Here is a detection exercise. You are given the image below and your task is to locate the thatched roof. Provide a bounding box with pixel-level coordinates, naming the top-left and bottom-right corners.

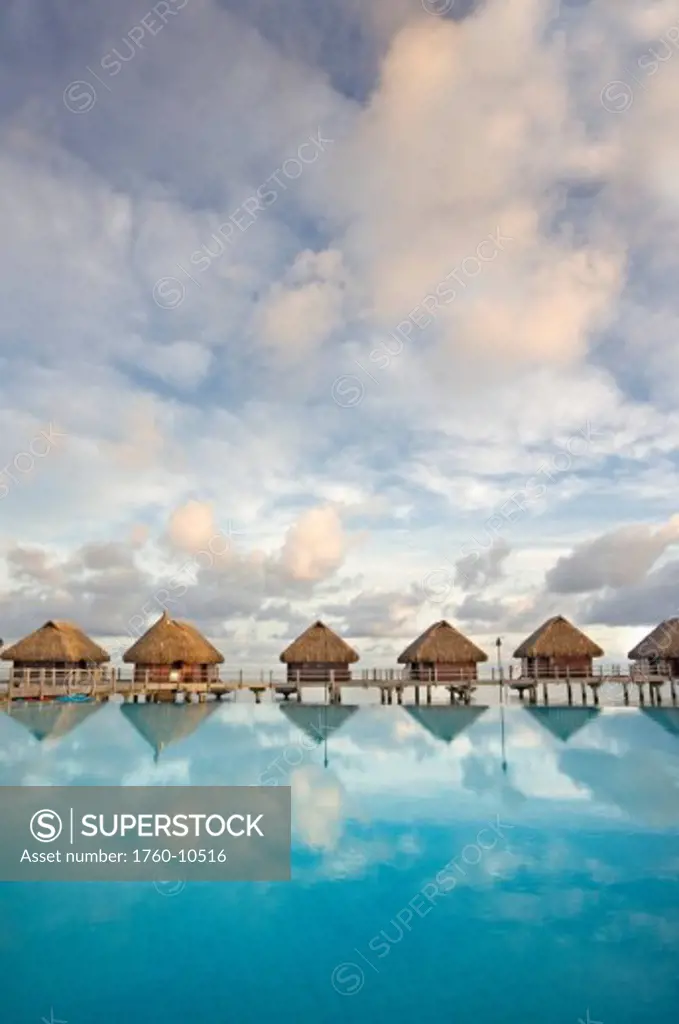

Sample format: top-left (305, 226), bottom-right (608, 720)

top-left (120, 702), bottom-right (218, 758)
top-left (405, 706), bottom-right (488, 744)
top-left (0, 621), bottom-right (110, 664)
top-left (122, 612), bottom-right (224, 664)
top-left (279, 621), bottom-right (359, 664)
top-left (398, 620), bottom-right (488, 664)
top-left (526, 706), bottom-right (599, 742)
top-left (642, 708), bottom-right (679, 739)
top-left (279, 703), bottom-right (357, 745)
top-left (513, 616), bottom-right (603, 659)
top-left (628, 619), bottom-right (679, 660)
top-left (3, 702), bottom-right (101, 742)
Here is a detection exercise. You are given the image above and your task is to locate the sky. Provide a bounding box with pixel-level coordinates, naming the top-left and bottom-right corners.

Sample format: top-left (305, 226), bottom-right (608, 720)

top-left (1, 0), bottom-right (679, 668)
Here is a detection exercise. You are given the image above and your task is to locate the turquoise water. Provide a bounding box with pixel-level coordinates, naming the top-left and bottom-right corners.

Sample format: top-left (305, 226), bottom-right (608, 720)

top-left (1, 701), bottom-right (679, 1023)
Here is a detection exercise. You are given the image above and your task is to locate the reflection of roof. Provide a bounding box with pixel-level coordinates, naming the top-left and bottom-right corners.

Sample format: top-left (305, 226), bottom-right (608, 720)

top-left (514, 616), bottom-right (603, 658)
top-left (397, 621), bottom-right (487, 664)
top-left (3, 702), bottom-right (101, 741)
top-left (405, 706), bottom-right (488, 744)
top-left (120, 702), bottom-right (218, 757)
top-left (642, 708), bottom-right (679, 738)
top-left (1, 620), bottom-right (110, 663)
top-left (279, 703), bottom-right (358, 745)
top-left (279, 621), bottom-right (359, 663)
top-left (525, 706), bottom-right (600, 742)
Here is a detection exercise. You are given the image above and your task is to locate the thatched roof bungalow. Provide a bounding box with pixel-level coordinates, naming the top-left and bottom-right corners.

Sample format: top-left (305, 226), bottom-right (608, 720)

top-left (628, 619), bottom-right (679, 677)
top-left (514, 615), bottom-right (603, 678)
top-left (398, 620), bottom-right (488, 681)
top-left (279, 620), bottom-right (359, 683)
top-left (0, 620), bottom-right (109, 682)
top-left (122, 611), bottom-right (223, 687)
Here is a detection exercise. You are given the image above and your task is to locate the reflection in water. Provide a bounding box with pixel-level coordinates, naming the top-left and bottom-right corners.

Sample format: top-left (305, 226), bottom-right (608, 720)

top-left (525, 705), bottom-right (600, 742)
top-left (120, 701), bottom-right (218, 762)
top-left (404, 705), bottom-right (488, 744)
top-left (643, 707), bottom-right (679, 738)
top-left (0, 704), bottom-right (678, 1023)
top-left (3, 700), bottom-right (102, 742)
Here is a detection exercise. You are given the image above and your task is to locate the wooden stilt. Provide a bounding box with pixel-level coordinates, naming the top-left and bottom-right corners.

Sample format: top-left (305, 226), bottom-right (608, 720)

top-left (566, 681), bottom-right (573, 706)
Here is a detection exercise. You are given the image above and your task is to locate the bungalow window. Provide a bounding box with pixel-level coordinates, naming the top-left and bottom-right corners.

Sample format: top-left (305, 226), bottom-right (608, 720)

top-left (169, 661), bottom-right (182, 682)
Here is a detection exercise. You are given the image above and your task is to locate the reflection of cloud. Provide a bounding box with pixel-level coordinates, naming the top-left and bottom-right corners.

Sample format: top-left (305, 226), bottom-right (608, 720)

top-left (291, 764), bottom-right (344, 850)
top-left (560, 746), bottom-right (679, 828)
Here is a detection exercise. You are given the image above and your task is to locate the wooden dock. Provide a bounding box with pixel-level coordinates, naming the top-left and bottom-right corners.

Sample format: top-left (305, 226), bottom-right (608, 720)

top-left (0, 665), bottom-right (676, 708)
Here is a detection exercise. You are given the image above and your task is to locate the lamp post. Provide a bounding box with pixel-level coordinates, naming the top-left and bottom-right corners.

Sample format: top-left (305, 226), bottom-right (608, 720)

top-left (323, 702), bottom-right (328, 769)
top-left (496, 637), bottom-right (508, 774)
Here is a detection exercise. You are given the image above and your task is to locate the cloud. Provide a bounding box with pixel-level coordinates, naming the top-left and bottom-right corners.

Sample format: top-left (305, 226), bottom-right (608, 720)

top-left (1, 0), bottom-right (679, 663)
top-left (456, 538), bottom-right (511, 591)
top-left (279, 504), bottom-right (346, 582)
top-left (166, 500), bottom-right (219, 554)
top-left (546, 516), bottom-right (679, 594)
top-left (256, 248), bottom-right (346, 361)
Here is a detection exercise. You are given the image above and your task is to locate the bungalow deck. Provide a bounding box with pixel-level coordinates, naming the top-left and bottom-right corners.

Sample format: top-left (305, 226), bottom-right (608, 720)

top-left (0, 666), bottom-right (676, 707)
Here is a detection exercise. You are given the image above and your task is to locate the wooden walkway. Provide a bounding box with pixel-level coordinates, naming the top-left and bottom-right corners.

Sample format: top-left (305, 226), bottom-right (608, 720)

top-left (0, 668), bottom-right (676, 707)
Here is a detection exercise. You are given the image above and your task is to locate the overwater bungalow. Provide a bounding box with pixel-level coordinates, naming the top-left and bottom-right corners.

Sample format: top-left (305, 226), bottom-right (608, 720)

top-left (397, 620), bottom-right (488, 682)
top-left (513, 615), bottom-right (603, 679)
top-left (122, 611), bottom-right (224, 687)
top-left (279, 620), bottom-right (359, 683)
top-left (628, 618), bottom-right (679, 677)
top-left (405, 706), bottom-right (488, 745)
top-left (0, 620), bottom-right (110, 685)
top-left (120, 701), bottom-right (218, 761)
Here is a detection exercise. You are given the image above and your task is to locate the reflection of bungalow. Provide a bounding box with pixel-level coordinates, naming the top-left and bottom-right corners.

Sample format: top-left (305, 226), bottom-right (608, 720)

top-left (279, 704), bottom-right (357, 746)
top-left (398, 620), bottom-right (487, 681)
top-left (120, 702), bottom-right (217, 761)
top-left (514, 616), bottom-right (603, 679)
top-left (628, 619), bottom-right (679, 677)
top-left (279, 621), bottom-right (359, 683)
top-left (3, 702), bottom-right (101, 742)
top-left (405, 706), bottom-right (488, 745)
top-left (642, 708), bottom-right (679, 739)
top-left (122, 611), bottom-right (224, 686)
top-left (0, 620), bottom-right (109, 684)
top-left (526, 706), bottom-right (599, 743)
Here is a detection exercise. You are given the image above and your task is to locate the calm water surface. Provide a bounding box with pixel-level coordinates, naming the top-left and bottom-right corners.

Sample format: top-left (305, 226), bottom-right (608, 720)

top-left (1, 701), bottom-right (678, 1023)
